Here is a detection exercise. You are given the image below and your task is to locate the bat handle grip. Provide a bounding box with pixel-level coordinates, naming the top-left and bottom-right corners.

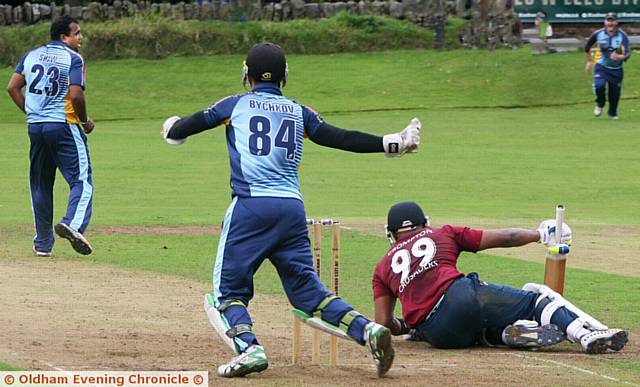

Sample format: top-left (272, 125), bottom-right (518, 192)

top-left (555, 204), bottom-right (564, 245)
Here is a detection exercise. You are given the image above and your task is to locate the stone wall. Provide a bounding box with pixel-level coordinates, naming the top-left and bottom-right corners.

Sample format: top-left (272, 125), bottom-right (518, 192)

top-left (458, 0), bottom-right (521, 49)
top-left (0, 0), bottom-right (520, 48)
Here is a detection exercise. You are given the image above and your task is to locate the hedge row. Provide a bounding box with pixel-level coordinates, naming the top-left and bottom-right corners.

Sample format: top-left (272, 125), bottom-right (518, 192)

top-left (2, 0), bottom-right (188, 5)
top-left (1, 13), bottom-right (465, 66)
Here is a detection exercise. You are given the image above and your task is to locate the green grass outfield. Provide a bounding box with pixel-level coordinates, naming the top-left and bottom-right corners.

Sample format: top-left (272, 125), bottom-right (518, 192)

top-left (1, 48), bottom-right (639, 377)
top-left (0, 362), bottom-right (18, 371)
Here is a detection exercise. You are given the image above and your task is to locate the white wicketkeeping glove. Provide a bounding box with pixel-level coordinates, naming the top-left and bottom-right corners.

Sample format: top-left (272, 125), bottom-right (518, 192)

top-left (382, 117), bottom-right (421, 157)
top-left (162, 116), bottom-right (187, 145)
top-left (537, 220), bottom-right (572, 246)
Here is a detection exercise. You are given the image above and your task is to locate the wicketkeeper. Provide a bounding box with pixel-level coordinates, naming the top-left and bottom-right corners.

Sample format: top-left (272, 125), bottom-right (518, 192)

top-left (162, 43), bottom-right (421, 378)
top-left (373, 201), bottom-right (628, 354)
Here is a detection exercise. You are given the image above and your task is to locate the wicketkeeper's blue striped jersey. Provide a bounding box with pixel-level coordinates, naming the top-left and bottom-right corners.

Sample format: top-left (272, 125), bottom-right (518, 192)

top-left (203, 83), bottom-right (324, 200)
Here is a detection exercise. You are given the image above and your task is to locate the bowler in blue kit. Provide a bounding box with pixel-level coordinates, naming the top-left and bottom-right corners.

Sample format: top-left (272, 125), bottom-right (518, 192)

top-left (162, 43), bottom-right (422, 378)
top-left (7, 16), bottom-right (95, 256)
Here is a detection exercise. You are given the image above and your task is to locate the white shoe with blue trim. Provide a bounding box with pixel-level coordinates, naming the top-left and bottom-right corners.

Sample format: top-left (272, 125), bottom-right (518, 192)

top-left (217, 344), bottom-right (268, 377)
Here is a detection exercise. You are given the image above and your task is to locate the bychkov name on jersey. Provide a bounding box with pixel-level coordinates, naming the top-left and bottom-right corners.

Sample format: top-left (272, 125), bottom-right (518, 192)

top-left (248, 99), bottom-right (295, 113)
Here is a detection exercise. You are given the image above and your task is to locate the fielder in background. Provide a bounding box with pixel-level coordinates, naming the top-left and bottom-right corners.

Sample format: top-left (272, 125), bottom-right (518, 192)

top-left (372, 201), bottom-right (628, 354)
top-left (534, 11), bottom-right (553, 52)
top-left (6, 15), bottom-right (95, 257)
top-left (162, 42), bottom-right (421, 378)
top-left (584, 12), bottom-right (631, 120)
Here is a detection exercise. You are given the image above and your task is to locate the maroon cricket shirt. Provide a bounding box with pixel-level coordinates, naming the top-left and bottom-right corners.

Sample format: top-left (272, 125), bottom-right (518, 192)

top-left (373, 225), bottom-right (483, 327)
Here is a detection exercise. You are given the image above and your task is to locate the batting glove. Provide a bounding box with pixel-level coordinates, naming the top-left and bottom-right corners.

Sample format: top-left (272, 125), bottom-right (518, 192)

top-left (162, 116), bottom-right (187, 145)
top-left (390, 317), bottom-right (411, 336)
top-left (383, 117), bottom-right (421, 157)
top-left (537, 220), bottom-right (572, 246)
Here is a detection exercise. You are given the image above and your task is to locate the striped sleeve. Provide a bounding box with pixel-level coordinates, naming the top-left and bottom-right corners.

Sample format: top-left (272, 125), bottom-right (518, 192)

top-left (584, 31), bottom-right (597, 53)
top-left (203, 95), bottom-right (240, 128)
top-left (15, 53), bottom-right (27, 74)
top-left (302, 105), bottom-right (324, 138)
top-left (621, 31), bottom-right (631, 59)
top-left (68, 52), bottom-right (85, 89)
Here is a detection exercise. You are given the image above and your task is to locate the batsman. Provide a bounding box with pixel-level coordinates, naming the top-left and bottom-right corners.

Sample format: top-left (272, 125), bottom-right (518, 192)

top-left (161, 43), bottom-right (421, 377)
top-left (373, 201), bottom-right (628, 354)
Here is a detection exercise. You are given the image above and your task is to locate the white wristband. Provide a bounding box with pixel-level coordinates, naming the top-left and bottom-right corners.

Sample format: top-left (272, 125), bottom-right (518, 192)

top-left (382, 133), bottom-right (403, 157)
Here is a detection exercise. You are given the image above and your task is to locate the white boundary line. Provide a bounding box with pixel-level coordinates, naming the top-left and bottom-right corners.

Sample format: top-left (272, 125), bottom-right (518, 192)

top-left (495, 352), bottom-right (640, 387)
top-left (291, 354), bottom-right (638, 386)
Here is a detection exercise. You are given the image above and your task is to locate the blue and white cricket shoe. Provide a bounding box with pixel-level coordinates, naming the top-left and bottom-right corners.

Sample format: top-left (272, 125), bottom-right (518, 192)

top-left (364, 322), bottom-right (394, 377)
top-left (217, 344), bottom-right (268, 377)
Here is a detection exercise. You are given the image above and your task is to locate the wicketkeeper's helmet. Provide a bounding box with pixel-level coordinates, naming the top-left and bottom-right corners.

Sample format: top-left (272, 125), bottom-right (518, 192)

top-left (385, 201), bottom-right (430, 243)
top-left (243, 42), bottom-right (288, 88)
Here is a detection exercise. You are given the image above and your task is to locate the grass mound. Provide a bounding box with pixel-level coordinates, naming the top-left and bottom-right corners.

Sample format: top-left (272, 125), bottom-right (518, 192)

top-left (0, 13), bottom-right (465, 66)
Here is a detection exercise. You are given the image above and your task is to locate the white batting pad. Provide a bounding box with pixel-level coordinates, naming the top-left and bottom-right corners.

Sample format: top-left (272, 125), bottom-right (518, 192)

top-left (203, 293), bottom-right (239, 354)
top-left (523, 283), bottom-right (608, 331)
top-left (292, 309), bottom-right (354, 342)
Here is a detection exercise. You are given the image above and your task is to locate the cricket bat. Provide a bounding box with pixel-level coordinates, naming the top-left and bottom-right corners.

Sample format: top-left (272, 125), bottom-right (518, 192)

top-left (543, 205), bottom-right (566, 294)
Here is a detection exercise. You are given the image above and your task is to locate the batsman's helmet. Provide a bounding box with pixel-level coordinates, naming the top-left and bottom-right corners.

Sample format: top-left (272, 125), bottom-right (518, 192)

top-left (385, 201), bottom-right (430, 243)
top-left (243, 42), bottom-right (288, 88)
